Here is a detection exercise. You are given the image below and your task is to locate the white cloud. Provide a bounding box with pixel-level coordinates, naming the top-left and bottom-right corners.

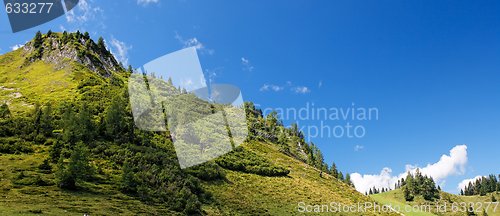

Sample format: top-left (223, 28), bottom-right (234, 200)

top-left (259, 82), bottom-right (312, 94)
top-left (354, 145), bottom-right (364, 151)
top-left (260, 84), bottom-right (284, 92)
top-left (175, 32), bottom-right (214, 55)
top-left (65, 0), bottom-right (103, 24)
top-left (318, 80), bottom-right (323, 88)
top-left (137, 0), bottom-right (159, 6)
top-left (293, 86), bottom-right (311, 94)
top-left (109, 37), bottom-right (131, 66)
top-left (10, 44), bottom-right (24, 51)
top-left (241, 57), bottom-right (254, 71)
top-left (457, 176), bottom-right (484, 191)
top-left (351, 145), bottom-right (468, 193)
top-left (414, 145), bottom-right (468, 181)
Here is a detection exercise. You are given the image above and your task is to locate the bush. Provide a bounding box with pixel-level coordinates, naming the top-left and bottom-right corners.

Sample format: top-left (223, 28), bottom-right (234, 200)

top-left (119, 146), bottom-right (208, 214)
top-left (185, 162), bottom-right (226, 181)
top-left (34, 134), bottom-right (46, 144)
top-left (13, 173), bottom-right (52, 186)
top-left (0, 138), bottom-right (34, 154)
top-left (43, 138), bottom-right (56, 146)
top-left (48, 140), bottom-right (64, 162)
top-left (216, 147), bottom-right (290, 177)
top-left (38, 158), bottom-right (52, 173)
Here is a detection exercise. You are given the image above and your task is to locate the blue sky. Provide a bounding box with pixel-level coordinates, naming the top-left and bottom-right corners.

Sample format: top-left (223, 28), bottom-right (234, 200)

top-left (1, 0), bottom-right (499, 193)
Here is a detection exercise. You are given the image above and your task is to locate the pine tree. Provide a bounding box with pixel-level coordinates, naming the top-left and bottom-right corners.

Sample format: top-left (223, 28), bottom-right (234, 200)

top-left (344, 173), bottom-right (353, 186)
top-left (97, 37), bottom-right (106, 52)
top-left (34, 31), bottom-right (43, 48)
top-left (121, 160), bottom-right (137, 193)
top-left (77, 104), bottom-right (95, 142)
top-left (403, 186), bottom-right (414, 201)
top-left (62, 31), bottom-right (69, 43)
top-left (337, 171), bottom-right (344, 181)
top-left (0, 104), bottom-right (11, 118)
top-left (56, 142), bottom-right (93, 189)
top-left (104, 95), bottom-right (127, 140)
top-left (32, 102), bottom-right (43, 136)
top-left (40, 104), bottom-right (53, 136)
top-left (467, 203), bottom-right (476, 216)
top-left (330, 162), bottom-right (338, 178)
top-left (62, 104), bottom-right (78, 143)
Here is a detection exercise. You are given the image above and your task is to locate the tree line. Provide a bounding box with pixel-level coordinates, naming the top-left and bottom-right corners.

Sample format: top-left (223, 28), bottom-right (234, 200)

top-left (244, 102), bottom-right (354, 186)
top-left (461, 174), bottom-right (500, 196)
top-left (400, 169), bottom-right (440, 201)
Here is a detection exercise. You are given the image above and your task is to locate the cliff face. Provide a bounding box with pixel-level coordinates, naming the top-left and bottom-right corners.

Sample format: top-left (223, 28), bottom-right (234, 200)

top-left (21, 31), bottom-right (123, 76)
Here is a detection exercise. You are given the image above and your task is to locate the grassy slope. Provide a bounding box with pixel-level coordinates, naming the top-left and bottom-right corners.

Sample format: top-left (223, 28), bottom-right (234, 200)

top-left (371, 189), bottom-right (500, 216)
top-left (0, 145), bottom-right (181, 215)
top-left (204, 141), bottom-right (398, 215)
top-left (0, 141), bottom-right (398, 216)
top-left (0, 49), bottom-right (79, 113)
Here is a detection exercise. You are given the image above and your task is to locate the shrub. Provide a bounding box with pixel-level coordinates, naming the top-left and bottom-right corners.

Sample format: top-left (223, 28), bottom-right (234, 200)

top-left (0, 138), bottom-right (34, 154)
top-left (119, 146), bottom-right (208, 214)
top-left (34, 134), bottom-right (46, 144)
top-left (185, 162), bottom-right (226, 181)
top-left (216, 147), bottom-right (290, 177)
top-left (48, 140), bottom-right (64, 162)
top-left (38, 158), bottom-right (52, 173)
top-left (43, 138), bottom-right (56, 146)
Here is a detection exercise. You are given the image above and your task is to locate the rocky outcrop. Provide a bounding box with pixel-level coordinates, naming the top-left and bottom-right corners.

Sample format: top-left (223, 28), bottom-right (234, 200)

top-left (22, 31), bottom-right (123, 77)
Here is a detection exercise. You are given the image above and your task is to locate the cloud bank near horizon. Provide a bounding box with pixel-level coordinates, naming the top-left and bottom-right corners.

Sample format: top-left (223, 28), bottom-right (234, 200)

top-left (457, 175), bottom-right (484, 192)
top-left (351, 145), bottom-right (468, 193)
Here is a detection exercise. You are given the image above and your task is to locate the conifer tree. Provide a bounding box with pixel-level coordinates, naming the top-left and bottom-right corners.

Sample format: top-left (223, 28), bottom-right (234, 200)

top-left (337, 171), bottom-right (344, 181)
top-left (34, 31), bottom-right (43, 48)
top-left (40, 104), bottom-right (53, 136)
top-left (0, 104), bottom-right (10, 118)
top-left (104, 95), bottom-right (127, 140)
top-left (97, 37), bottom-right (106, 52)
top-left (56, 142), bottom-right (93, 189)
top-left (330, 162), bottom-right (338, 178)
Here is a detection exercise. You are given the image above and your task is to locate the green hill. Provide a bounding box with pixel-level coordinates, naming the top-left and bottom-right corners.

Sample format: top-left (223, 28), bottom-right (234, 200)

top-left (0, 31), bottom-right (399, 215)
